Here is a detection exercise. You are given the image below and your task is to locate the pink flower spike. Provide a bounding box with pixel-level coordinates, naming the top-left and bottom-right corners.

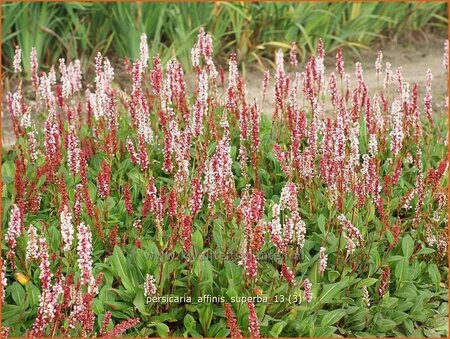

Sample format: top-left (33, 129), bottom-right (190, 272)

top-left (224, 303), bottom-right (243, 338)
top-left (103, 318), bottom-right (140, 337)
top-left (303, 278), bottom-right (312, 303)
top-left (262, 70), bottom-right (270, 100)
top-left (60, 205), bottom-right (74, 252)
top-left (336, 48), bottom-right (344, 77)
top-left (424, 68), bottom-right (434, 127)
top-left (140, 33), bottom-right (149, 68)
top-left (97, 162), bottom-right (111, 199)
top-left (444, 40), bottom-right (448, 72)
top-left (182, 216), bottom-right (193, 253)
top-left (13, 46), bottom-right (22, 73)
top-left (26, 225), bottom-right (39, 261)
top-left (144, 274), bottom-right (157, 297)
top-left (281, 263), bottom-right (295, 287)
top-left (1, 261), bottom-right (6, 305)
top-left (6, 204), bottom-right (23, 250)
top-left (319, 246), bottom-right (327, 273)
top-left (77, 222), bottom-right (94, 290)
top-left (247, 301), bottom-right (260, 337)
top-left (375, 51), bottom-right (383, 79)
top-left (290, 42), bottom-right (298, 68)
top-left (30, 47), bottom-right (39, 90)
top-left (190, 177), bottom-right (203, 217)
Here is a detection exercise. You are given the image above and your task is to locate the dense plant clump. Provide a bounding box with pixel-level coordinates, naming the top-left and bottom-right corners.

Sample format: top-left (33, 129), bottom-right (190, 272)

top-left (1, 29), bottom-right (448, 337)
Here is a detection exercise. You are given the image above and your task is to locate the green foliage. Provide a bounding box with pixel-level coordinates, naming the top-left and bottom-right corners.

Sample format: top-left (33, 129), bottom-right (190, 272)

top-left (2, 2), bottom-right (447, 74)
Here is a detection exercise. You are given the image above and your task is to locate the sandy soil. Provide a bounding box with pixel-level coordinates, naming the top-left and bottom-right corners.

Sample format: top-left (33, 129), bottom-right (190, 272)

top-left (2, 35), bottom-right (448, 150)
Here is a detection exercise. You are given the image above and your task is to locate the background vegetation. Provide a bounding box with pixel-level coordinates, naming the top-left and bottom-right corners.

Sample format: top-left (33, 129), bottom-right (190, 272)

top-left (2, 1), bottom-right (448, 76)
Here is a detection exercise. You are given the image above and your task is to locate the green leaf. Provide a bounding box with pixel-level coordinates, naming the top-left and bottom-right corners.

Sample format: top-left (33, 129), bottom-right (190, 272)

top-left (111, 246), bottom-right (135, 292)
top-left (313, 326), bottom-right (335, 337)
top-left (327, 270), bottom-right (340, 283)
top-left (25, 284), bottom-right (41, 306)
top-left (391, 311), bottom-right (408, 323)
top-left (356, 278), bottom-right (378, 288)
top-left (417, 248), bottom-right (435, 255)
top-left (92, 298), bottom-right (104, 315)
top-left (309, 260), bottom-right (320, 284)
top-left (192, 230), bottom-right (203, 253)
top-left (401, 235), bottom-right (414, 259)
top-left (395, 284), bottom-right (417, 299)
top-left (315, 280), bottom-right (347, 306)
top-left (395, 257), bottom-right (409, 284)
top-left (317, 214), bottom-right (326, 234)
top-left (2, 304), bottom-right (24, 325)
top-left (376, 318), bottom-right (397, 332)
top-left (427, 263), bottom-right (440, 288)
top-left (321, 309), bottom-right (347, 326)
top-left (2, 160), bottom-right (14, 183)
top-left (369, 248), bottom-right (381, 275)
top-left (214, 328), bottom-right (230, 337)
top-left (270, 321), bottom-right (286, 337)
top-left (387, 255), bottom-right (404, 262)
top-left (183, 314), bottom-right (196, 331)
top-left (348, 308), bottom-right (369, 324)
top-left (403, 319), bottom-right (414, 334)
top-left (9, 282), bottom-right (25, 307)
top-left (133, 291), bottom-right (148, 315)
top-left (151, 321), bottom-right (169, 337)
top-left (197, 304), bottom-right (213, 335)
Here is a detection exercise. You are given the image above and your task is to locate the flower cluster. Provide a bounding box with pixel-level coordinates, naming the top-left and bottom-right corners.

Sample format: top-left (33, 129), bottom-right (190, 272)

top-left (97, 162), bottom-right (111, 198)
top-left (6, 204), bottom-right (23, 250)
top-left (103, 318), bottom-right (140, 337)
top-left (247, 301), bottom-right (260, 338)
top-left (13, 46), bottom-right (22, 73)
top-left (59, 58), bottom-right (82, 98)
top-left (123, 182), bottom-right (134, 215)
top-left (303, 278), bottom-right (312, 303)
top-left (1, 260), bottom-right (7, 305)
top-left (60, 205), bottom-right (74, 252)
top-left (362, 286), bottom-right (370, 307)
top-left (26, 225), bottom-right (39, 261)
top-left (319, 246), bottom-right (328, 273)
top-left (189, 177), bottom-right (203, 217)
top-left (281, 263), bottom-right (295, 286)
top-left (30, 237), bottom-right (64, 337)
top-left (378, 267), bottom-right (391, 298)
top-left (182, 216), bottom-right (193, 253)
top-left (144, 274), bottom-right (157, 297)
top-left (237, 186), bottom-right (266, 278)
top-left (268, 182), bottom-right (306, 253)
top-left (77, 222), bottom-right (95, 291)
top-left (67, 129), bottom-right (81, 175)
top-left (204, 121), bottom-right (235, 218)
top-left (224, 303), bottom-right (243, 338)
top-left (338, 214), bottom-right (363, 255)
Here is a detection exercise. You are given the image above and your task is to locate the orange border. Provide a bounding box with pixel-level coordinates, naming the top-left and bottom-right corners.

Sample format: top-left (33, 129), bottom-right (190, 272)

top-left (0, 1), bottom-right (449, 339)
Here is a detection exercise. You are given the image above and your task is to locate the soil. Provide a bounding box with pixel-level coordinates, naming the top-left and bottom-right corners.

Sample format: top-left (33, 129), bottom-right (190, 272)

top-left (2, 34), bottom-right (448, 150)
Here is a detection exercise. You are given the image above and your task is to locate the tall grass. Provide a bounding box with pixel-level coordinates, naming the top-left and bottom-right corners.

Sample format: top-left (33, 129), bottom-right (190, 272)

top-left (2, 2), bottom-right (447, 76)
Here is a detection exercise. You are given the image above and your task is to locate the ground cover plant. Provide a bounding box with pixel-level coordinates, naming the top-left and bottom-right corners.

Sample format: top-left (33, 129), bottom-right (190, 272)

top-left (1, 29), bottom-right (449, 337)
